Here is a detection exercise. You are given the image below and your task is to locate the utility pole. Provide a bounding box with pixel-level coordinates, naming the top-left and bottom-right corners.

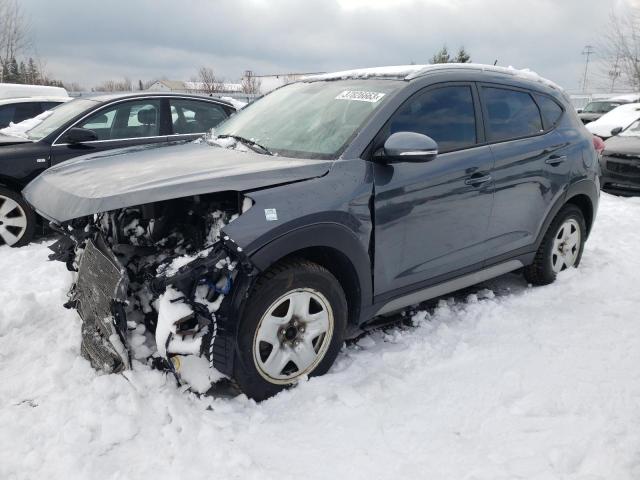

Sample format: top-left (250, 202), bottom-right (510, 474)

top-left (609, 53), bottom-right (621, 92)
top-left (582, 45), bottom-right (595, 93)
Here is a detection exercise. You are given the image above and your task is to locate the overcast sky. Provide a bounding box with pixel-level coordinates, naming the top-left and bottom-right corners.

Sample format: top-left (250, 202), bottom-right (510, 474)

top-left (19, 0), bottom-right (631, 91)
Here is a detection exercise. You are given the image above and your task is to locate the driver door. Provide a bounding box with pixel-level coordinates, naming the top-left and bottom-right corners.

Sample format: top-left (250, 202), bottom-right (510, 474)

top-left (50, 98), bottom-right (167, 164)
top-left (373, 83), bottom-right (495, 296)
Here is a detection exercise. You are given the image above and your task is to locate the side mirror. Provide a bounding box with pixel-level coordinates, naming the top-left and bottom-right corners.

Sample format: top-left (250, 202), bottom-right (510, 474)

top-left (66, 127), bottom-right (98, 144)
top-left (577, 109), bottom-right (583, 113)
top-left (610, 126), bottom-right (623, 137)
top-left (382, 132), bottom-right (438, 163)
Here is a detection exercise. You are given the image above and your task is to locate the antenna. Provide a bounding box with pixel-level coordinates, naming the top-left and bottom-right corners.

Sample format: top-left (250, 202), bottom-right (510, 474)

top-left (581, 45), bottom-right (595, 93)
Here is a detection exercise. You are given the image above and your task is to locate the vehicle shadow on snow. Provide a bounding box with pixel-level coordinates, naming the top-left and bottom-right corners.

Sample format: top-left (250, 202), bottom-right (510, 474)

top-left (206, 270), bottom-right (530, 399)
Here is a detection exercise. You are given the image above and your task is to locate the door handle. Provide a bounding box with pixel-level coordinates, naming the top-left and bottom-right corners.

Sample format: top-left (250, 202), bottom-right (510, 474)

top-left (545, 154), bottom-right (567, 166)
top-left (465, 173), bottom-right (492, 186)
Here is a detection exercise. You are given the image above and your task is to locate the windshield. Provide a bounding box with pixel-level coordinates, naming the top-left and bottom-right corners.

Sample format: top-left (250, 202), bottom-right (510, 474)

top-left (214, 79), bottom-right (403, 159)
top-left (619, 119), bottom-right (640, 137)
top-left (26, 98), bottom-right (97, 141)
top-left (583, 101), bottom-right (622, 114)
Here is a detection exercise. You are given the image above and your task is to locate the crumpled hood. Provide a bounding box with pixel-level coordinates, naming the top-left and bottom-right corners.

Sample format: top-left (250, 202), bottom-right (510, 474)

top-left (23, 141), bottom-right (333, 222)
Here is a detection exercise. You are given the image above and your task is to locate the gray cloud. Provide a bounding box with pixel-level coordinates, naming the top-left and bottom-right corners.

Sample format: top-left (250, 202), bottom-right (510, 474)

top-left (20, 0), bottom-right (618, 91)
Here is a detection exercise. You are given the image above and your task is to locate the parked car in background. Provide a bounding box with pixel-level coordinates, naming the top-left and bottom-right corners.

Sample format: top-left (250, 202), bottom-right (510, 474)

top-left (600, 119), bottom-right (640, 195)
top-left (578, 100), bottom-right (628, 124)
top-left (0, 83), bottom-right (68, 99)
top-left (0, 93), bottom-right (235, 246)
top-left (0, 96), bottom-right (70, 128)
top-left (586, 103), bottom-right (640, 139)
top-left (23, 64), bottom-right (599, 400)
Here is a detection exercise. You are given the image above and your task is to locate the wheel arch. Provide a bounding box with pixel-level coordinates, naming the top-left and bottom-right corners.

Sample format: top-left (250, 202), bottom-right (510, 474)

top-left (0, 176), bottom-right (22, 192)
top-left (247, 223), bottom-right (373, 327)
top-left (565, 193), bottom-right (594, 235)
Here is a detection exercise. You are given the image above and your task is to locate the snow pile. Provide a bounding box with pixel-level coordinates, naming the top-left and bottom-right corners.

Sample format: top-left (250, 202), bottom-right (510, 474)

top-left (1, 193), bottom-right (640, 479)
top-left (0, 110), bottom-right (52, 138)
top-left (306, 65), bottom-right (427, 81)
top-left (306, 64), bottom-right (565, 95)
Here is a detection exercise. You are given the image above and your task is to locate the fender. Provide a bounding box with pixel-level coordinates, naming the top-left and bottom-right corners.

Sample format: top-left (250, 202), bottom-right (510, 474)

top-left (248, 222), bottom-right (373, 316)
top-left (534, 178), bottom-right (598, 249)
top-left (211, 222), bottom-right (374, 376)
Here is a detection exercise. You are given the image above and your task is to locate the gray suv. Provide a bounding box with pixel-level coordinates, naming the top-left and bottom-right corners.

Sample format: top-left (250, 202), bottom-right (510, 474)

top-left (24, 64), bottom-right (600, 400)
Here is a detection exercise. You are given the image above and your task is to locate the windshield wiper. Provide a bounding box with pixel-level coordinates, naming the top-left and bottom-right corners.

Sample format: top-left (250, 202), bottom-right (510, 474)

top-left (217, 134), bottom-right (274, 156)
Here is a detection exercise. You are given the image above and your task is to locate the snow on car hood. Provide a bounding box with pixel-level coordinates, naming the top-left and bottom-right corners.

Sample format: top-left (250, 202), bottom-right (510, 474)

top-left (586, 103), bottom-right (640, 138)
top-left (23, 141), bottom-right (333, 223)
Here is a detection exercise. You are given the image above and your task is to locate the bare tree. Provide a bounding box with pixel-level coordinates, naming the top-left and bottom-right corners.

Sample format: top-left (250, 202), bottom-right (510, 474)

top-left (198, 66), bottom-right (224, 94)
top-left (601, 6), bottom-right (640, 91)
top-left (241, 70), bottom-right (261, 94)
top-left (93, 77), bottom-right (133, 92)
top-left (0, 0), bottom-right (31, 80)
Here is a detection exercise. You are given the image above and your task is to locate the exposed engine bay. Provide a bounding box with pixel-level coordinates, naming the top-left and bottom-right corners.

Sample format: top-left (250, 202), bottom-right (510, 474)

top-left (49, 192), bottom-right (255, 393)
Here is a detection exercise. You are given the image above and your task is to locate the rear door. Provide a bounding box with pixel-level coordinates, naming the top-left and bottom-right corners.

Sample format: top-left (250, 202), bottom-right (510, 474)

top-left (481, 85), bottom-right (570, 257)
top-left (372, 83), bottom-right (495, 295)
top-left (168, 98), bottom-right (231, 142)
top-left (50, 98), bottom-right (167, 164)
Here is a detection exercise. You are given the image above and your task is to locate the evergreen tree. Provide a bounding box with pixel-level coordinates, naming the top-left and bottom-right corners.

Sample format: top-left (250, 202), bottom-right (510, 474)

top-left (18, 61), bottom-right (26, 83)
top-left (430, 45), bottom-right (451, 64)
top-left (455, 47), bottom-right (471, 63)
top-left (27, 58), bottom-right (40, 84)
top-left (5, 57), bottom-right (20, 82)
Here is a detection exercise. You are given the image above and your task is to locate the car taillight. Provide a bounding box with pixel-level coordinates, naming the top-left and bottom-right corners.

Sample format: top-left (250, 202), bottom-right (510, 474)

top-left (592, 135), bottom-right (605, 155)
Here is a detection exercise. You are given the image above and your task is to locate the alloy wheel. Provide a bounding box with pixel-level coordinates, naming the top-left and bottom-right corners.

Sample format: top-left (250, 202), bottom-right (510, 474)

top-left (0, 195), bottom-right (28, 246)
top-left (551, 218), bottom-right (581, 273)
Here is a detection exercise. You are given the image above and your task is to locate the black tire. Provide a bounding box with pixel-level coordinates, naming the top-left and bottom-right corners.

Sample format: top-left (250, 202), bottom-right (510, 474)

top-left (0, 187), bottom-right (36, 247)
top-left (524, 204), bottom-right (586, 286)
top-left (233, 259), bottom-right (348, 401)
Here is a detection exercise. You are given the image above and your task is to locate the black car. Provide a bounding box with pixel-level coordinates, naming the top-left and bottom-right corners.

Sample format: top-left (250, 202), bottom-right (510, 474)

top-left (600, 119), bottom-right (640, 195)
top-left (0, 92), bottom-right (235, 246)
top-left (578, 100), bottom-right (628, 124)
top-left (24, 64), bottom-right (599, 400)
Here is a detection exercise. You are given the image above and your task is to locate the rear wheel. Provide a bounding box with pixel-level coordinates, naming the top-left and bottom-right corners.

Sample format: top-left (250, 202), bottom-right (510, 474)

top-left (524, 204), bottom-right (586, 286)
top-left (234, 259), bottom-right (347, 401)
top-left (0, 187), bottom-right (35, 247)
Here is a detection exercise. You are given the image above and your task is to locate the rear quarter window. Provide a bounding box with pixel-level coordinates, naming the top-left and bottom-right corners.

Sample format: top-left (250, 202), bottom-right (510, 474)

top-left (534, 94), bottom-right (564, 130)
top-left (483, 87), bottom-right (543, 142)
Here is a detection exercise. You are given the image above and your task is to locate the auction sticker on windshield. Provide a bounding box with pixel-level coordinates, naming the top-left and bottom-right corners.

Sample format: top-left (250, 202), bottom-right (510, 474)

top-left (335, 90), bottom-right (386, 102)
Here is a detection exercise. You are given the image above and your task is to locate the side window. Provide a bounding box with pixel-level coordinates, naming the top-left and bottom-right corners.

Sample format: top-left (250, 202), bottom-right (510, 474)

top-left (388, 85), bottom-right (476, 153)
top-left (0, 105), bottom-right (16, 128)
top-left (483, 87), bottom-right (543, 142)
top-left (76, 99), bottom-right (161, 140)
top-left (169, 99), bottom-right (228, 134)
top-left (41, 102), bottom-right (62, 111)
top-left (534, 94), bottom-right (563, 129)
top-left (13, 102), bottom-right (43, 124)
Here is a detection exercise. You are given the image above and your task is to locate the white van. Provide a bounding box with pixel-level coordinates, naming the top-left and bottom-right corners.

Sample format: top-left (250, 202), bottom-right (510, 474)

top-left (0, 83), bottom-right (69, 100)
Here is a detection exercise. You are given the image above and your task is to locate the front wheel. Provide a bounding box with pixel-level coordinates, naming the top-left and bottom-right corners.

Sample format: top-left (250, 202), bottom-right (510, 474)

top-left (234, 259), bottom-right (347, 401)
top-left (0, 187), bottom-right (36, 247)
top-left (524, 204), bottom-right (586, 286)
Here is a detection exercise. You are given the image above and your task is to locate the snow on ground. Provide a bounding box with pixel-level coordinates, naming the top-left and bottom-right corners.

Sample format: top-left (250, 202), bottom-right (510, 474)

top-left (1, 193), bottom-right (640, 480)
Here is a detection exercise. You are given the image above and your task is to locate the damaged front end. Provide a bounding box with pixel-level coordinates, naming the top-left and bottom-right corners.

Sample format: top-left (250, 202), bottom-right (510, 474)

top-left (50, 192), bottom-right (256, 391)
